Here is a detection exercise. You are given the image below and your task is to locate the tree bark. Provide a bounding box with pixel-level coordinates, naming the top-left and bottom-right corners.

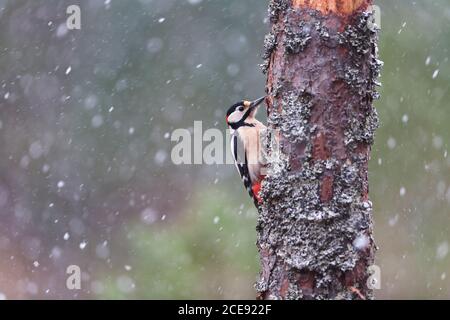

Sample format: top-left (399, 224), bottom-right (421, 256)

top-left (256, 0), bottom-right (382, 300)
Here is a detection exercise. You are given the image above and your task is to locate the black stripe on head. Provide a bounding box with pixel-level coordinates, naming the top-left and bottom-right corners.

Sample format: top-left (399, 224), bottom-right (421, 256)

top-left (226, 101), bottom-right (244, 118)
top-left (226, 101), bottom-right (255, 130)
top-left (241, 106), bottom-right (253, 122)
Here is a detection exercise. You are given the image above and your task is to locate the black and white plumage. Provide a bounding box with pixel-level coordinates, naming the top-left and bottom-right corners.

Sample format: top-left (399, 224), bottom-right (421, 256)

top-left (226, 97), bottom-right (266, 207)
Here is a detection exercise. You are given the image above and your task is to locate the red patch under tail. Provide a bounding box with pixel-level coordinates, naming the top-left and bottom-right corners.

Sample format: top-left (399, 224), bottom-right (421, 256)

top-left (252, 182), bottom-right (262, 204)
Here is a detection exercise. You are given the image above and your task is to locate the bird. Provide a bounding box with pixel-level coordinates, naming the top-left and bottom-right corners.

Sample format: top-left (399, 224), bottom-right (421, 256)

top-left (226, 96), bottom-right (267, 208)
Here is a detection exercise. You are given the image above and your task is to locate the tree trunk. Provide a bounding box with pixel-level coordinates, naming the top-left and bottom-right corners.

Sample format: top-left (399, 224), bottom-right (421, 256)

top-left (256, 0), bottom-right (382, 300)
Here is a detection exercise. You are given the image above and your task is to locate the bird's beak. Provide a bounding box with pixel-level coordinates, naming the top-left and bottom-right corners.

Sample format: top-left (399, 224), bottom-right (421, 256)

top-left (244, 96), bottom-right (266, 110)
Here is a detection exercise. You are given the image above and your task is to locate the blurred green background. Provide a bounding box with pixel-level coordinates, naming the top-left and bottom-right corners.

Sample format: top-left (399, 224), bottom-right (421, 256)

top-left (0, 0), bottom-right (449, 299)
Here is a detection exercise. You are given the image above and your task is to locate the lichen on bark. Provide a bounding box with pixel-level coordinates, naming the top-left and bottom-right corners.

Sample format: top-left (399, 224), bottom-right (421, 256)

top-left (257, 0), bottom-right (381, 300)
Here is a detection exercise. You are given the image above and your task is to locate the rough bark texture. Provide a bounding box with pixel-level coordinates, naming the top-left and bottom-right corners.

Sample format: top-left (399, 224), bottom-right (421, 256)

top-left (256, 0), bottom-right (382, 300)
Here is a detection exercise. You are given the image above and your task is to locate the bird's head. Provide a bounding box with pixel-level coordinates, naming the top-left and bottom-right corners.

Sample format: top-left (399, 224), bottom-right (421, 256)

top-left (225, 96), bottom-right (265, 128)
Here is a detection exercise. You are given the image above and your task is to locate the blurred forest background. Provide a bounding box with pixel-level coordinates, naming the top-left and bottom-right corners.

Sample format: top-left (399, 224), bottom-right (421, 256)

top-left (0, 0), bottom-right (449, 299)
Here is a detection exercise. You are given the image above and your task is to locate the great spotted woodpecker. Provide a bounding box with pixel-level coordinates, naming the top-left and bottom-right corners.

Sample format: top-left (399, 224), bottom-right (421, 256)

top-left (226, 97), bottom-right (267, 207)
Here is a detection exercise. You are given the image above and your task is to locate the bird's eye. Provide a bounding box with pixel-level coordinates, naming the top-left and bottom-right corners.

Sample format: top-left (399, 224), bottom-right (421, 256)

top-left (238, 107), bottom-right (244, 112)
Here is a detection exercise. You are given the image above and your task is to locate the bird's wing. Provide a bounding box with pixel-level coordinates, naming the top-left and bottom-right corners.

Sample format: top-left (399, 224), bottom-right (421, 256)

top-left (231, 134), bottom-right (259, 207)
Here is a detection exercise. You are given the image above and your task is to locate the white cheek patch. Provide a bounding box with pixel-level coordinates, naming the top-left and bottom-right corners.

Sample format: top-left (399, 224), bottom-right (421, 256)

top-left (228, 111), bottom-right (242, 123)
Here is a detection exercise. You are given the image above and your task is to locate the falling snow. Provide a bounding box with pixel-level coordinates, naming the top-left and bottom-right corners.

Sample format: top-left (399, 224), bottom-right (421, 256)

top-left (154, 150), bottom-right (167, 165)
top-left (432, 69), bottom-right (440, 79)
top-left (147, 38), bottom-right (164, 54)
top-left (91, 115), bottom-right (104, 128)
top-left (388, 214), bottom-right (399, 227)
top-left (436, 242), bottom-right (449, 260)
top-left (387, 137), bottom-right (397, 149)
top-left (433, 136), bottom-right (443, 150)
top-left (79, 241), bottom-right (88, 250)
top-left (29, 141), bottom-right (44, 159)
top-left (0, 0), bottom-right (447, 300)
top-left (227, 64), bottom-right (240, 77)
top-left (188, 0), bottom-right (203, 5)
top-left (402, 114), bottom-right (409, 124)
top-left (141, 208), bottom-right (158, 225)
top-left (400, 187), bottom-right (406, 197)
top-left (116, 275), bottom-right (135, 293)
top-left (353, 234), bottom-right (370, 251)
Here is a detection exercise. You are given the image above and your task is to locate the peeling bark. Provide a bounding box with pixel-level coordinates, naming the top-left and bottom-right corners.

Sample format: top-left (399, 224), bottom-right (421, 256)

top-left (256, 0), bottom-right (382, 300)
